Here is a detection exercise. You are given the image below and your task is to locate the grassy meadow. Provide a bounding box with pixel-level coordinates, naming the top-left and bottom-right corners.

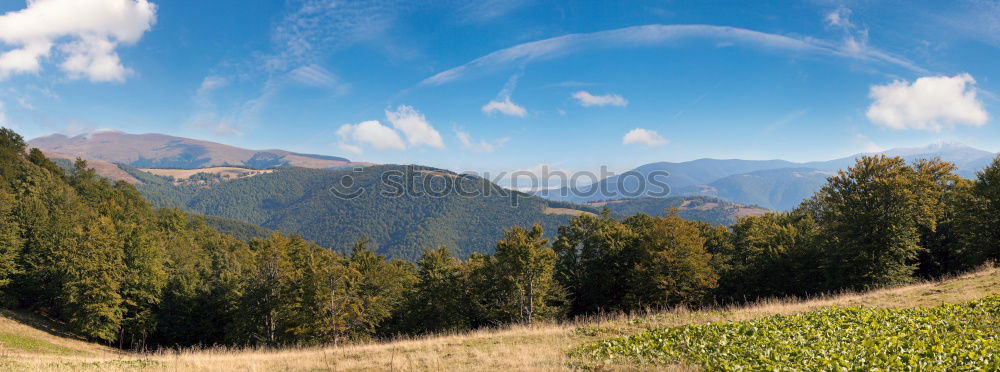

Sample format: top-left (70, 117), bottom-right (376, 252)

top-left (0, 266), bottom-right (996, 371)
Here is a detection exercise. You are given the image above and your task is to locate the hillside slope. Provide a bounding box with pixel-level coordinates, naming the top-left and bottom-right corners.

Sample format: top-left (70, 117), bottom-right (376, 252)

top-left (593, 195), bottom-right (769, 224)
top-left (128, 165), bottom-right (598, 259)
top-left (29, 130), bottom-right (364, 170)
top-left (3, 266), bottom-right (996, 371)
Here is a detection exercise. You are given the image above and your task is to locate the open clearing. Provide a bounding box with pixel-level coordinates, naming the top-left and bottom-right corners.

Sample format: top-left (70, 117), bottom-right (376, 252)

top-left (140, 167), bottom-right (273, 181)
top-left (543, 207), bottom-right (596, 217)
top-left (1, 266), bottom-right (996, 371)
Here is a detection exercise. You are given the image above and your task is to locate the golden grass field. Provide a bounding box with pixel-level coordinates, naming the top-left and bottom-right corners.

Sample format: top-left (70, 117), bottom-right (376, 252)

top-left (139, 167), bottom-right (274, 182)
top-left (1, 266), bottom-right (996, 371)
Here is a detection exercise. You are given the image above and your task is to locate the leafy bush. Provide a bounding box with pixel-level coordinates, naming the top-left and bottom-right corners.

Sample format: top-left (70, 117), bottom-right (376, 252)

top-left (579, 295), bottom-right (1000, 370)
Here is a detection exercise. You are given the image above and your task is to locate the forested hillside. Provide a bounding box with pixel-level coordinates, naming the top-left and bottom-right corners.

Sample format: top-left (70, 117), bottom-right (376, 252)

top-left (124, 165), bottom-right (593, 259)
top-left (678, 168), bottom-right (833, 211)
top-left (594, 196), bottom-right (768, 225)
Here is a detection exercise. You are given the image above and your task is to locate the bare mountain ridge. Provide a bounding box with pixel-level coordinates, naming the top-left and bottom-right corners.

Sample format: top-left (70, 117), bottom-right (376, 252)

top-left (29, 130), bottom-right (366, 171)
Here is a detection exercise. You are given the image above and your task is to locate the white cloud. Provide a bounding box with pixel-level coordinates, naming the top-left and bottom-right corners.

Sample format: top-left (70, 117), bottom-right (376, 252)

top-left (825, 6), bottom-right (852, 28)
top-left (866, 74), bottom-right (988, 132)
top-left (385, 105), bottom-right (445, 149)
top-left (572, 91), bottom-right (628, 107)
top-left (420, 24), bottom-right (924, 86)
top-left (622, 128), bottom-right (668, 147)
top-left (335, 105), bottom-right (445, 153)
top-left (0, 0), bottom-right (157, 82)
top-left (482, 97), bottom-right (527, 117)
top-left (454, 127), bottom-right (508, 153)
top-left (337, 120), bottom-right (406, 151)
top-left (482, 71), bottom-right (527, 117)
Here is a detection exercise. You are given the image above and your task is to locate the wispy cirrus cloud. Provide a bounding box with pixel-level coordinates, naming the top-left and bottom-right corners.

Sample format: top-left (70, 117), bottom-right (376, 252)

top-left (187, 75), bottom-right (283, 136)
top-left (454, 127), bottom-right (509, 153)
top-left (455, 0), bottom-right (529, 23)
top-left (266, 0), bottom-right (401, 71)
top-left (419, 24), bottom-right (925, 86)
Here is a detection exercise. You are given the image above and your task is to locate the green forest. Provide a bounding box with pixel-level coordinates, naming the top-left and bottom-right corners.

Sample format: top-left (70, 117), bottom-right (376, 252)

top-left (122, 164), bottom-right (589, 260)
top-left (1, 127), bottom-right (999, 350)
top-left (121, 165), bottom-right (753, 260)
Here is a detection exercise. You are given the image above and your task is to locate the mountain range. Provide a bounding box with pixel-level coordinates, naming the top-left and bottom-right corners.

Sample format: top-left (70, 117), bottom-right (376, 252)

top-left (22, 130), bottom-right (1000, 253)
top-left (537, 142), bottom-right (997, 210)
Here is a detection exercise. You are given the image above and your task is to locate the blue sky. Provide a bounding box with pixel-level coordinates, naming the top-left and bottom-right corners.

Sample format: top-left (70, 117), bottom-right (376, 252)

top-left (0, 0), bottom-right (998, 176)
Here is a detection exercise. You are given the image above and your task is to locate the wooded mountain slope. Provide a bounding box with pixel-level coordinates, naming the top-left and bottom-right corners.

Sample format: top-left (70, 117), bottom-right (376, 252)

top-left (126, 165), bottom-right (594, 259)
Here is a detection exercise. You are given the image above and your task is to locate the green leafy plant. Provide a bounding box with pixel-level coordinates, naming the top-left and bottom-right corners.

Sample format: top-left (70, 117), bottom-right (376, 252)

top-left (579, 295), bottom-right (1000, 370)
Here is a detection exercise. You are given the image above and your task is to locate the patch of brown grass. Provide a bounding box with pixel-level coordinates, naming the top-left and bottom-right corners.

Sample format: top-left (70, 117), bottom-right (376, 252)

top-left (543, 207), bottom-right (595, 217)
top-left (140, 167), bottom-right (273, 181)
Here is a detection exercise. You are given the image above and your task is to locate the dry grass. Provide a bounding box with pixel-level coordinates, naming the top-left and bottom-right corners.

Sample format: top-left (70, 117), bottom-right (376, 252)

top-left (543, 207), bottom-right (595, 217)
top-left (2, 266), bottom-right (997, 371)
top-left (140, 167), bottom-right (273, 181)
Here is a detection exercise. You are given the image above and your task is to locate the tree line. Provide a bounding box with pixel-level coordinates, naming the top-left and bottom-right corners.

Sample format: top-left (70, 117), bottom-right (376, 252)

top-left (1, 127), bottom-right (999, 349)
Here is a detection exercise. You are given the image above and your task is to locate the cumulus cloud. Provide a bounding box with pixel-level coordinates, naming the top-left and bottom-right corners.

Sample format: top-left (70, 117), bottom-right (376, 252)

top-left (482, 97), bottom-right (527, 117)
top-left (866, 74), bottom-right (988, 132)
top-left (0, 0), bottom-right (157, 82)
top-left (622, 128), bottom-right (668, 147)
top-left (385, 105), bottom-right (445, 149)
top-left (336, 120), bottom-right (406, 151)
top-left (454, 127), bottom-right (508, 153)
top-left (572, 91), bottom-right (628, 107)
